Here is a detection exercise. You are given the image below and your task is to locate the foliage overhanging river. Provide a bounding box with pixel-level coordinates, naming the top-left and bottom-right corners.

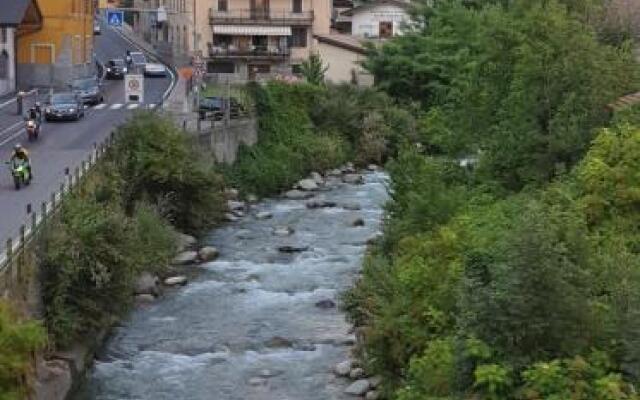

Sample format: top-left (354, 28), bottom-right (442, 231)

top-left (76, 171), bottom-right (388, 400)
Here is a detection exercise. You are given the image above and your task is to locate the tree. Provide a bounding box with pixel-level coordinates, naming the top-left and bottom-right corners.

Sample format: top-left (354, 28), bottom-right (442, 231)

top-left (300, 53), bottom-right (328, 86)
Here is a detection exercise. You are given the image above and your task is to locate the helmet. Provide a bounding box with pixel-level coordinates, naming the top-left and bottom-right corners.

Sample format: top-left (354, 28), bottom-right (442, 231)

top-left (14, 143), bottom-right (23, 152)
top-left (35, 102), bottom-right (41, 107)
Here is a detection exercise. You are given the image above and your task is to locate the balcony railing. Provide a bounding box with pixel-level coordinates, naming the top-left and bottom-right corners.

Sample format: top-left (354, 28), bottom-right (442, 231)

top-left (209, 9), bottom-right (314, 26)
top-left (208, 44), bottom-right (291, 59)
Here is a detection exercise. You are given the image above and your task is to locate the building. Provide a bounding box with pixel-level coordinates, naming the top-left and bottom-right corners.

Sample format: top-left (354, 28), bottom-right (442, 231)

top-left (314, 33), bottom-right (371, 86)
top-left (0, 0), bottom-right (42, 95)
top-left (17, 0), bottom-right (95, 88)
top-left (340, 0), bottom-right (409, 38)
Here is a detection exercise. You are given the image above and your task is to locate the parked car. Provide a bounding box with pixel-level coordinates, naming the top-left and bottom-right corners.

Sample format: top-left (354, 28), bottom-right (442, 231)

top-left (105, 58), bottom-right (127, 79)
top-left (144, 62), bottom-right (167, 77)
top-left (198, 96), bottom-right (245, 120)
top-left (44, 93), bottom-right (84, 121)
top-left (70, 77), bottom-right (104, 105)
top-left (127, 51), bottom-right (147, 72)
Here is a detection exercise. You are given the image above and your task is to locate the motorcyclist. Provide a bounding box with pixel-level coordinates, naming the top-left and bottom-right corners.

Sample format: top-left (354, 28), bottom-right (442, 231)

top-left (125, 50), bottom-right (132, 65)
top-left (10, 144), bottom-right (32, 178)
top-left (34, 102), bottom-right (43, 124)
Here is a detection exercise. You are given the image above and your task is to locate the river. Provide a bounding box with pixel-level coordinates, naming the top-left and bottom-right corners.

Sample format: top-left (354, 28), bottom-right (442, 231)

top-left (76, 171), bottom-right (388, 400)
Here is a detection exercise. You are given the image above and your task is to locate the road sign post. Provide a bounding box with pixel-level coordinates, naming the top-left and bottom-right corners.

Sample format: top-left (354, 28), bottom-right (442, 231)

top-left (106, 10), bottom-right (124, 27)
top-left (125, 74), bottom-right (144, 103)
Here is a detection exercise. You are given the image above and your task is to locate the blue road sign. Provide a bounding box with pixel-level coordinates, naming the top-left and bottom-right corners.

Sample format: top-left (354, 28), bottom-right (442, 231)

top-left (107, 10), bottom-right (124, 27)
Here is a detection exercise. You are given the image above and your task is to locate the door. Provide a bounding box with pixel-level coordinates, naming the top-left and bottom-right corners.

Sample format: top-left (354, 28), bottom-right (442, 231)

top-left (379, 21), bottom-right (393, 38)
top-left (250, 0), bottom-right (270, 19)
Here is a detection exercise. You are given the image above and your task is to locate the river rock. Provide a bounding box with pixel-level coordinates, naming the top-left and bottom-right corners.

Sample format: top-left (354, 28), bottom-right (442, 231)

top-left (306, 200), bottom-right (337, 209)
top-left (350, 368), bottom-right (365, 380)
top-left (249, 377), bottom-right (267, 386)
top-left (246, 194), bottom-right (259, 203)
top-left (173, 251), bottom-right (198, 265)
top-left (367, 164), bottom-right (379, 171)
top-left (315, 299), bottom-right (336, 309)
top-left (227, 200), bottom-right (246, 211)
top-left (224, 188), bottom-right (239, 200)
top-left (255, 211), bottom-right (273, 220)
top-left (273, 226), bottom-right (295, 236)
top-left (343, 174), bottom-right (364, 185)
top-left (351, 218), bottom-right (365, 227)
top-left (366, 390), bottom-right (380, 400)
top-left (278, 245), bottom-right (309, 253)
top-left (198, 246), bottom-right (219, 262)
top-left (297, 178), bottom-right (319, 191)
top-left (334, 360), bottom-right (352, 377)
top-left (265, 336), bottom-right (293, 348)
top-left (284, 189), bottom-right (314, 200)
top-left (345, 379), bottom-right (371, 396)
top-left (175, 232), bottom-right (197, 251)
top-left (342, 162), bottom-right (356, 174)
top-left (164, 276), bottom-right (188, 286)
top-left (259, 369), bottom-right (278, 378)
top-left (342, 203), bottom-right (362, 211)
top-left (311, 171), bottom-right (324, 185)
top-left (225, 213), bottom-right (239, 222)
top-left (35, 358), bottom-right (72, 400)
top-left (135, 294), bottom-right (156, 303)
top-left (232, 210), bottom-right (246, 218)
top-left (369, 376), bottom-right (382, 389)
top-left (134, 272), bottom-right (160, 297)
top-left (327, 168), bottom-right (342, 177)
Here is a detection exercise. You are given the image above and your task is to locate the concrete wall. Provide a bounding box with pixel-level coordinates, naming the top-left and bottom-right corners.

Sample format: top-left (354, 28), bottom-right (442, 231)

top-left (0, 28), bottom-right (16, 96)
top-left (198, 118), bottom-right (258, 164)
top-left (351, 4), bottom-right (408, 38)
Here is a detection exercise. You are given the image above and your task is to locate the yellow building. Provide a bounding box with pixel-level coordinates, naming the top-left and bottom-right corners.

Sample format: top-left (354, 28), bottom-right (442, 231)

top-left (17, 0), bottom-right (95, 88)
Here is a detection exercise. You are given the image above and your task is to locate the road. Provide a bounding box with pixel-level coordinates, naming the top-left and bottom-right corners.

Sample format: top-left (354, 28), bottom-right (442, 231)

top-left (0, 19), bottom-right (174, 248)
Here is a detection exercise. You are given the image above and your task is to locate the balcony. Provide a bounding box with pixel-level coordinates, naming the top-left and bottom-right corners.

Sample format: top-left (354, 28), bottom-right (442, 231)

top-left (209, 9), bottom-right (314, 26)
top-left (208, 44), bottom-right (291, 60)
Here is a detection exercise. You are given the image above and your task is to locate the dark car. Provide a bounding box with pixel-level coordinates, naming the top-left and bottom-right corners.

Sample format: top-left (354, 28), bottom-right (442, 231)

top-left (198, 96), bottom-right (245, 120)
top-left (71, 77), bottom-right (104, 105)
top-left (105, 59), bottom-right (127, 79)
top-left (44, 93), bottom-right (84, 121)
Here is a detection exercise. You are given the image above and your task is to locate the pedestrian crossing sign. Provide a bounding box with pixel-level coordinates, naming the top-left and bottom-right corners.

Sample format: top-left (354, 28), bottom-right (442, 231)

top-left (107, 10), bottom-right (124, 27)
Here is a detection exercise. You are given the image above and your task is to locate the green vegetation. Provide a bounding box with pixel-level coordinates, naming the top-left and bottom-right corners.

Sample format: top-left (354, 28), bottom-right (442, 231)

top-left (39, 113), bottom-right (225, 347)
top-left (0, 301), bottom-right (46, 400)
top-left (346, 0), bottom-right (640, 399)
top-left (300, 53), bottom-right (329, 86)
top-left (226, 82), bottom-right (416, 196)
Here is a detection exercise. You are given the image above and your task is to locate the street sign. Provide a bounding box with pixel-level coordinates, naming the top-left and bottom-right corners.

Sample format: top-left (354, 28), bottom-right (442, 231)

top-left (107, 10), bottom-right (124, 27)
top-left (125, 74), bottom-right (144, 103)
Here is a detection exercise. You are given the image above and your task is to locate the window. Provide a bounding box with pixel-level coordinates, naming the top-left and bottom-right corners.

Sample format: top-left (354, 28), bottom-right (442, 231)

top-left (292, 0), bottom-right (302, 13)
top-left (218, 0), bottom-right (228, 11)
top-left (0, 29), bottom-right (6, 44)
top-left (379, 21), bottom-right (393, 38)
top-left (0, 50), bottom-right (8, 79)
top-left (288, 27), bottom-right (307, 48)
top-left (207, 61), bottom-right (235, 73)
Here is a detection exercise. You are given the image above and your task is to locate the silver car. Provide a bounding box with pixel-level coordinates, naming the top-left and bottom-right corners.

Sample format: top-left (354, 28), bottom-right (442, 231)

top-left (71, 77), bottom-right (104, 105)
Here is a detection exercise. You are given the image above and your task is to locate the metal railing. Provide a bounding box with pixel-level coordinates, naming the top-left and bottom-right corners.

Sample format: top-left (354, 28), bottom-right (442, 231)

top-left (208, 45), bottom-right (291, 59)
top-left (209, 8), bottom-right (313, 25)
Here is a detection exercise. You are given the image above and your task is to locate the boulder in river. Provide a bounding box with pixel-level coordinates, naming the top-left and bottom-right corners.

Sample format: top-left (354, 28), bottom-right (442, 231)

top-left (175, 232), bottom-right (197, 251)
top-left (334, 360), bottom-right (352, 377)
top-left (367, 164), bottom-right (379, 171)
top-left (310, 171), bottom-right (324, 185)
top-left (265, 336), bottom-right (293, 348)
top-left (198, 246), bottom-right (219, 262)
top-left (135, 294), bottom-right (156, 303)
top-left (343, 174), bottom-right (364, 185)
top-left (284, 189), bottom-right (314, 200)
top-left (249, 377), bottom-right (267, 386)
top-left (351, 218), bottom-right (365, 227)
top-left (306, 200), bottom-right (337, 209)
top-left (327, 168), bottom-right (342, 177)
top-left (315, 299), bottom-right (336, 309)
top-left (369, 376), bottom-right (382, 389)
top-left (227, 200), bottom-right (246, 211)
top-left (246, 194), bottom-right (259, 203)
top-left (164, 276), bottom-right (188, 286)
top-left (345, 379), bottom-right (371, 396)
top-left (224, 188), bottom-right (239, 200)
top-left (134, 272), bottom-right (160, 297)
top-left (366, 390), bottom-right (380, 400)
top-left (350, 368), bottom-right (365, 380)
top-left (297, 178), bottom-right (319, 191)
top-left (273, 226), bottom-right (295, 236)
top-left (255, 211), bottom-right (273, 220)
top-left (225, 213), bottom-right (239, 222)
top-left (342, 203), bottom-right (362, 211)
top-left (173, 251), bottom-right (198, 265)
top-left (278, 245), bottom-right (309, 253)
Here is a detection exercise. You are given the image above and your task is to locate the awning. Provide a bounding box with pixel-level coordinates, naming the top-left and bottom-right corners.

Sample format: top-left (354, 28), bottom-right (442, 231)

top-left (212, 25), bottom-right (292, 36)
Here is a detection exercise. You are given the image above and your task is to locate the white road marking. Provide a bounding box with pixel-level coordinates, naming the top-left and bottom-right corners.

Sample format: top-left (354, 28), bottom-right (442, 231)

top-left (0, 121), bottom-right (25, 146)
top-left (127, 103), bottom-right (139, 110)
top-left (94, 103), bottom-right (107, 110)
top-left (110, 103), bottom-right (123, 110)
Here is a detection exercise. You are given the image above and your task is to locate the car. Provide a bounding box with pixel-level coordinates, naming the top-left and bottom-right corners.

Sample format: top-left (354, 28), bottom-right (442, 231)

top-left (105, 58), bottom-right (127, 79)
top-left (94, 23), bottom-right (101, 35)
top-left (70, 77), bottom-right (104, 105)
top-left (143, 62), bottom-right (167, 77)
top-left (44, 93), bottom-right (84, 121)
top-left (198, 96), bottom-right (245, 120)
top-left (127, 51), bottom-right (147, 72)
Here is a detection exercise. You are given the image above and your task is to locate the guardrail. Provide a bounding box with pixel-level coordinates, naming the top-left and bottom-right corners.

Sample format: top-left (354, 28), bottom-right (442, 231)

top-left (208, 8), bottom-right (314, 25)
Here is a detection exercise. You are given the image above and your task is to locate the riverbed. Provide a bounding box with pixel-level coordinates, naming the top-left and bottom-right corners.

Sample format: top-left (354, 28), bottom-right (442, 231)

top-left (77, 171), bottom-right (388, 400)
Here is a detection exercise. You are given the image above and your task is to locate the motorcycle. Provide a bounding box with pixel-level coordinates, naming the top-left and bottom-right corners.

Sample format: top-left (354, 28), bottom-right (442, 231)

top-left (25, 118), bottom-right (39, 141)
top-left (6, 160), bottom-right (31, 190)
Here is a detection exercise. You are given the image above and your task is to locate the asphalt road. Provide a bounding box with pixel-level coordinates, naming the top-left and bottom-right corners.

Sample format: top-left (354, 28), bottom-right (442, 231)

top-left (0, 20), bottom-right (174, 247)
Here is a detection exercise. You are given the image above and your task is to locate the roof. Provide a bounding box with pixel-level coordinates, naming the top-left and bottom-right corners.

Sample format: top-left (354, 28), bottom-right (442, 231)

top-left (314, 34), bottom-right (368, 55)
top-left (212, 25), bottom-right (292, 36)
top-left (0, 0), bottom-right (40, 26)
top-left (341, 0), bottom-right (410, 16)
